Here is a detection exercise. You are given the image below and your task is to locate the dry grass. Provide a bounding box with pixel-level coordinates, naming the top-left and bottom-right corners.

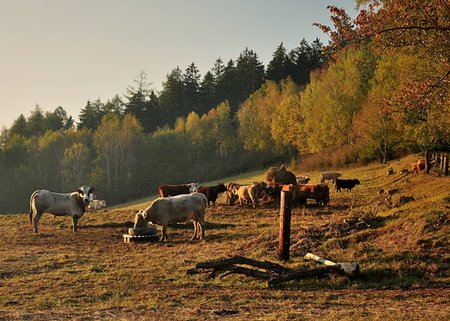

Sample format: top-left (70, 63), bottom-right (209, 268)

top-left (0, 154), bottom-right (449, 320)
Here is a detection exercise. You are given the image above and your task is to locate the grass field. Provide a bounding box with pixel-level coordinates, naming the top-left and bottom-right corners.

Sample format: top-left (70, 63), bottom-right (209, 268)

top-left (0, 154), bottom-right (449, 320)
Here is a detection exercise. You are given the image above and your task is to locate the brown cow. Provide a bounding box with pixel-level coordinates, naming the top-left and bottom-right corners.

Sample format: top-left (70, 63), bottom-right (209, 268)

top-left (158, 183), bottom-right (198, 197)
top-left (265, 165), bottom-right (297, 185)
top-left (411, 159), bottom-right (435, 174)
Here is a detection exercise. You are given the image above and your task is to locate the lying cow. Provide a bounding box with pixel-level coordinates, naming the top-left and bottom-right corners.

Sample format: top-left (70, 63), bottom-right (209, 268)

top-left (88, 199), bottom-right (106, 211)
top-left (29, 185), bottom-right (94, 233)
top-left (158, 182), bottom-right (198, 197)
top-left (197, 183), bottom-right (228, 207)
top-left (335, 179), bottom-right (360, 192)
top-left (321, 171), bottom-right (342, 183)
top-left (134, 193), bottom-right (207, 241)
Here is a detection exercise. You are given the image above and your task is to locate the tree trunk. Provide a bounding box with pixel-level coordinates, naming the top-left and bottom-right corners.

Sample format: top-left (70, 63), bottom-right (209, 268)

top-left (425, 150), bottom-right (431, 174)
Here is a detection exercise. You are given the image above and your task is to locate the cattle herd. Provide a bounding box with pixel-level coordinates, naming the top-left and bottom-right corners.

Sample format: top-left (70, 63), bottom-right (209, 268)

top-left (28, 165), bottom-right (361, 240)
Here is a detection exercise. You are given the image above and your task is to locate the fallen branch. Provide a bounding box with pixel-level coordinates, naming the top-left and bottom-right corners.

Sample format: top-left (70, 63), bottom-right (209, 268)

top-left (187, 254), bottom-right (359, 287)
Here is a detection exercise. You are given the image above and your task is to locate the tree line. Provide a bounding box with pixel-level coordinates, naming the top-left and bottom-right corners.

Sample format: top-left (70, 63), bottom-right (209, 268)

top-left (1, 0), bottom-right (448, 213)
top-left (0, 39), bottom-right (324, 213)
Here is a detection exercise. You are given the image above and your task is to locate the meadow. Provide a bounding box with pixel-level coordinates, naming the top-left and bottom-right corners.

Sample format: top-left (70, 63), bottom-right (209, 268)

top-left (0, 154), bottom-right (449, 320)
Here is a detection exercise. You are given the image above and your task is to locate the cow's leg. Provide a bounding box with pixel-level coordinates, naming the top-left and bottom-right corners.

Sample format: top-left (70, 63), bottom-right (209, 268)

top-left (33, 211), bottom-right (43, 233)
top-left (160, 225), bottom-right (168, 241)
top-left (72, 216), bottom-right (79, 232)
top-left (191, 220), bottom-right (198, 240)
top-left (199, 221), bottom-right (205, 240)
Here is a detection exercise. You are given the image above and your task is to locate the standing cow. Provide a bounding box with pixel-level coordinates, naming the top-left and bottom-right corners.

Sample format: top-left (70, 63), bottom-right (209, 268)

top-left (335, 179), bottom-right (360, 192)
top-left (197, 183), bottom-right (228, 207)
top-left (29, 185), bottom-right (95, 233)
top-left (158, 183), bottom-right (198, 197)
top-left (134, 193), bottom-right (207, 241)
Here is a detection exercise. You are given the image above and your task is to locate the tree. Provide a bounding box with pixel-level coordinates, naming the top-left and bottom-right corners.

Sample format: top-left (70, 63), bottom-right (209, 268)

top-left (266, 43), bottom-right (289, 82)
top-left (183, 62), bottom-right (202, 115)
top-left (78, 99), bottom-right (103, 131)
top-left (237, 81), bottom-right (280, 153)
top-left (9, 114), bottom-right (28, 137)
top-left (61, 143), bottom-right (91, 188)
top-left (27, 105), bottom-right (46, 137)
top-left (318, 0), bottom-right (450, 166)
top-left (45, 106), bottom-right (73, 132)
top-left (235, 48), bottom-right (266, 106)
top-left (159, 66), bottom-right (185, 125)
top-left (199, 71), bottom-right (216, 115)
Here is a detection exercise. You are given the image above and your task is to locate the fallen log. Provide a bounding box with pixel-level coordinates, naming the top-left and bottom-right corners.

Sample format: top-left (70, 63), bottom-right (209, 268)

top-left (187, 255), bottom-right (359, 287)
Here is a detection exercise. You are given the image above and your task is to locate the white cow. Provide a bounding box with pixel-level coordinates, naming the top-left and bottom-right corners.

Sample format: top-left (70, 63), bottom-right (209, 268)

top-left (29, 185), bottom-right (94, 233)
top-left (134, 193), bottom-right (207, 241)
top-left (321, 171), bottom-right (342, 183)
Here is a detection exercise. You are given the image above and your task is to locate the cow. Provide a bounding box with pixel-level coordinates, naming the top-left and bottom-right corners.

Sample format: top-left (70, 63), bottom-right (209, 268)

top-left (265, 165), bottom-right (297, 186)
top-left (158, 183), bottom-right (198, 197)
top-left (295, 184), bottom-right (329, 206)
top-left (88, 199), bottom-right (107, 211)
top-left (335, 179), bottom-right (360, 192)
top-left (134, 193), bottom-right (207, 241)
top-left (29, 185), bottom-right (94, 233)
top-left (235, 182), bottom-right (267, 208)
top-left (411, 159), bottom-right (435, 174)
top-left (265, 165), bottom-right (297, 200)
top-left (197, 183), bottom-right (228, 207)
top-left (321, 171), bottom-right (342, 183)
top-left (225, 182), bottom-right (241, 205)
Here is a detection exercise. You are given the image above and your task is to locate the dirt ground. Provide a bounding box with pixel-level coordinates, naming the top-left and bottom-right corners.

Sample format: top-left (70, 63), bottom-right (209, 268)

top-left (0, 192), bottom-right (449, 321)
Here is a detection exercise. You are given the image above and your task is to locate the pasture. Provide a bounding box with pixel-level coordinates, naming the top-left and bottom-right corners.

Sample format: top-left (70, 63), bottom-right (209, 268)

top-left (0, 154), bottom-right (449, 320)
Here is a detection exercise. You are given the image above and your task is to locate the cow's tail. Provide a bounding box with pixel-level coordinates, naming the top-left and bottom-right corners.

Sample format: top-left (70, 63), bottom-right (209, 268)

top-left (29, 190), bottom-right (38, 225)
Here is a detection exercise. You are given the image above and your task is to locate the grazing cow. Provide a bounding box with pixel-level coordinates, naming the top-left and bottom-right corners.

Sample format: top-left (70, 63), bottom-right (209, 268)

top-left (134, 193), bottom-right (207, 241)
top-left (296, 175), bottom-right (311, 184)
top-left (158, 183), bottom-right (198, 197)
top-left (225, 182), bottom-right (242, 205)
top-left (29, 185), bottom-right (94, 233)
top-left (88, 199), bottom-right (106, 211)
top-left (235, 182), bottom-right (267, 208)
top-left (321, 171), bottom-right (342, 183)
top-left (411, 159), bottom-right (435, 174)
top-left (197, 183), bottom-right (228, 206)
top-left (335, 179), bottom-right (360, 192)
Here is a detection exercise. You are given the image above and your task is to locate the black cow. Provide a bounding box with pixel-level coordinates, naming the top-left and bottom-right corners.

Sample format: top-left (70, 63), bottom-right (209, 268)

top-left (335, 179), bottom-right (360, 192)
top-left (197, 183), bottom-right (228, 206)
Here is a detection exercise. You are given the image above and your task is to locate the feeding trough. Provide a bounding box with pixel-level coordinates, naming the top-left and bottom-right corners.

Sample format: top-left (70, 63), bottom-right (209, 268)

top-left (123, 225), bottom-right (159, 243)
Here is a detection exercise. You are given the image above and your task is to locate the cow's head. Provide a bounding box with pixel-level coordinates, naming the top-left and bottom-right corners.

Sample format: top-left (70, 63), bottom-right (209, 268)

top-left (134, 210), bottom-right (147, 228)
top-left (188, 182), bottom-right (198, 193)
top-left (217, 183), bottom-right (228, 193)
top-left (77, 185), bottom-right (95, 205)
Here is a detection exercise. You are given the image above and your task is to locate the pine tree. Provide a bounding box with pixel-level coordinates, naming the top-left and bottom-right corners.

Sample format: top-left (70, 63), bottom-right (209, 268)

top-left (266, 43), bottom-right (289, 82)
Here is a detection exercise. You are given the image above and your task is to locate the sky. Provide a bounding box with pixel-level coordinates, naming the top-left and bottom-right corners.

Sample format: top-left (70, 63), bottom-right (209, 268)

top-left (0, 0), bottom-right (358, 129)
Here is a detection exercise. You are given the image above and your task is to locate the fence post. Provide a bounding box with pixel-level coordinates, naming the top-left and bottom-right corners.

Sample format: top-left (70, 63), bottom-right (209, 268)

top-left (278, 185), bottom-right (293, 261)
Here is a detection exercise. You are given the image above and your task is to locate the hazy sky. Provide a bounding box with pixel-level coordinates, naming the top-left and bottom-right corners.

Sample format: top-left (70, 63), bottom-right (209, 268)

top-left (0, 0), bottom-right (358, 129)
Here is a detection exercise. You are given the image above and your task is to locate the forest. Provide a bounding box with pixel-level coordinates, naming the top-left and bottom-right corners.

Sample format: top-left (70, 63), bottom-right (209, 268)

top-left (0, 0), bottom-right (448, 213)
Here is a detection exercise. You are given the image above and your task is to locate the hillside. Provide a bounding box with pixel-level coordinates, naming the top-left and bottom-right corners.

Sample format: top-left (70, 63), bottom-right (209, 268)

top-left (0, 154), bottom-right (449, 320)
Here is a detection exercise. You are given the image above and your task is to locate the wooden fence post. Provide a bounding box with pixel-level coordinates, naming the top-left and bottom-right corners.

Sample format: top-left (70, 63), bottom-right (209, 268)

top-left (278, 186), bottom-right (293, 261)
